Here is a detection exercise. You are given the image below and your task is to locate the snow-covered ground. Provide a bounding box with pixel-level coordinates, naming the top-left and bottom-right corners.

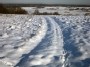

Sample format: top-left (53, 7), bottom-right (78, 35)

top-left (0, 14), bottom-right (90, 67)
top-left (22, 7), bottom-right (90, 15)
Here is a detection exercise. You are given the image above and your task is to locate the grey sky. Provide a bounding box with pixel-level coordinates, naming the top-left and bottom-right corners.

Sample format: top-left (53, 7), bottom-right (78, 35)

top-left (0, 0), bottom-right (90, 5)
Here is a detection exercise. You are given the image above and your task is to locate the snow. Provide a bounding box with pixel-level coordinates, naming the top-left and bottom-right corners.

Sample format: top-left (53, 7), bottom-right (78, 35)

top-left (53, 16), bottom-right (90, 67)
top-left (22, 7), bottom-right (90, 15)
top-left (0, 15), bottom-right (47, 66)
top-left (0, 14), bottom-right (90, 67)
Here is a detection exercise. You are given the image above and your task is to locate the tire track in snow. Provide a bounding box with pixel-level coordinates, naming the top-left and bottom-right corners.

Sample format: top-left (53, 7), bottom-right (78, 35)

top-left (15, 17), bottom-right (53, 67)
top-left (46, 17), bottom-right (66, 67)
top-left (15, 16), bottom-right (66, 67)
top-left (15, 17), bottom-right (48, 67)
top-left (0, 16), bottom-right (47, 67)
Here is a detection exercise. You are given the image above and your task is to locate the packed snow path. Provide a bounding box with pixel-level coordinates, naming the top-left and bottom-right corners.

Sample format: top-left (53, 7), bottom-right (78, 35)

top-left (15, 17), bottom-right (65, 67)
top-left (0, 15), bottom-right (65, 67)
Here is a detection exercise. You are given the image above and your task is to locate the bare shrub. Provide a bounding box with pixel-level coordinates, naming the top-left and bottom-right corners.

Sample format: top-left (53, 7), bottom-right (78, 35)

top-left (0, 6), bottom-right (27, 14)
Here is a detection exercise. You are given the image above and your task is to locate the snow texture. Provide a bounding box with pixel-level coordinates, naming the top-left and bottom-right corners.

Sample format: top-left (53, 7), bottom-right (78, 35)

top-left (0, 14), bottom-right (90, 67)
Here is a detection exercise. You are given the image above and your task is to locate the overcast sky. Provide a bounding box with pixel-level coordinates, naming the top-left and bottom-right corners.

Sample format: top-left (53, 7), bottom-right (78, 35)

top-left (0, 0), bottom-right (90, 5)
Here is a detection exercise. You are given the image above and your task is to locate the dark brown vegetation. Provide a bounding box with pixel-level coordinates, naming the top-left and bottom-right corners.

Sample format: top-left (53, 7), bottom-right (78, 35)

top-left (0, 5), bottom-right (27, 14)
top-left (84, 13), bottom-right (90, 16)
top-left (69, 7), bottom-right (90, 12)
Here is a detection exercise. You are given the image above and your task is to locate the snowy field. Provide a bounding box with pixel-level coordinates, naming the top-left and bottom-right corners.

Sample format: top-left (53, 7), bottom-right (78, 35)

top-left (0, 14), bottom-right (90, 67)
top-left (22, 7), bottom-right (90, 15)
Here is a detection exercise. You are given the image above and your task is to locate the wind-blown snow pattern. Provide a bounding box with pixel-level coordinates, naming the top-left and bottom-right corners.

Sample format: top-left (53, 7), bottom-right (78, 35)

top-left (0, 15), bottom-right (90, 67)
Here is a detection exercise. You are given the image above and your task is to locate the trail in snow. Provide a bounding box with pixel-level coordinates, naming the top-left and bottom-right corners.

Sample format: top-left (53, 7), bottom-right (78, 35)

top-left (52, 16), bottom-right (90, 67)
top-left (15, 16), bottom-right (65, 67)
top-left (1, 15), bottom-right (90, 67)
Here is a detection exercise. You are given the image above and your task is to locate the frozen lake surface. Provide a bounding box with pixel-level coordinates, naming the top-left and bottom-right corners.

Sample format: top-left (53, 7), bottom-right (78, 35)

top-left (0, 15), bottom-right (90, 67)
